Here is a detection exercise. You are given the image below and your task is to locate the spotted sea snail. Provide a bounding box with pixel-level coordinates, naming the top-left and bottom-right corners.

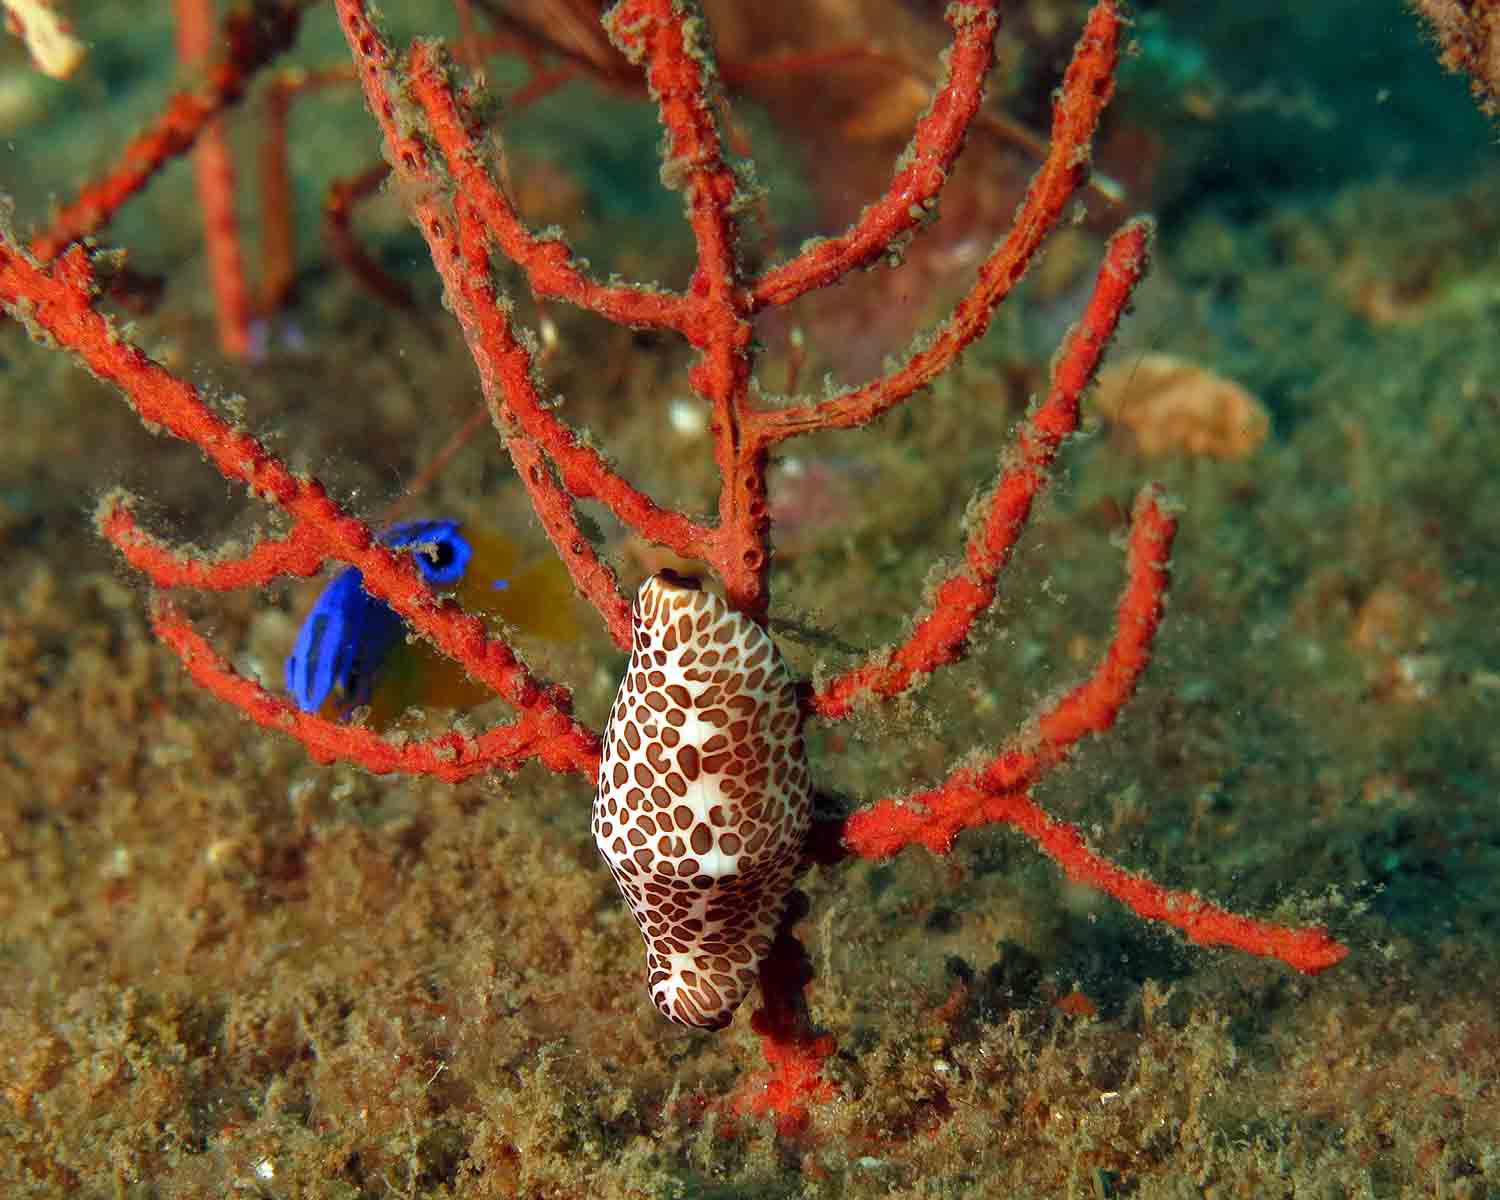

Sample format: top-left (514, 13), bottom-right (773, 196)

top-left (593, 571), bottom-right (813, 1029)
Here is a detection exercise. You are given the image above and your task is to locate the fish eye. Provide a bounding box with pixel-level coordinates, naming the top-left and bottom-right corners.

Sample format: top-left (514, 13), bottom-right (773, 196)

top-left (413, 534), bottom-right (466, 584)
top-left (422, 541), bottom-right (455, 570)
top-left (382, 519), bottom-right (471, 586)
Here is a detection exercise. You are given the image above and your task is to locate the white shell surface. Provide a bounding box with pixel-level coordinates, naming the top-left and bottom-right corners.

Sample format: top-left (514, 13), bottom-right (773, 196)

top-left (594, 573), bottom-right (812, 1029)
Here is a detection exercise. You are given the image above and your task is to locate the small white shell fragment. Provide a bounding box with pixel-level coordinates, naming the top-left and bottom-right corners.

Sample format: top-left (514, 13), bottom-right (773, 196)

top-left (594, 572), bottom-right (812, 1029)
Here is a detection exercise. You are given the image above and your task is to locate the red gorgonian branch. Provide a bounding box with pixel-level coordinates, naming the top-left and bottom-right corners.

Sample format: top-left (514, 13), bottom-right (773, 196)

top-left (0, 0), bottom-right (1346, 1135)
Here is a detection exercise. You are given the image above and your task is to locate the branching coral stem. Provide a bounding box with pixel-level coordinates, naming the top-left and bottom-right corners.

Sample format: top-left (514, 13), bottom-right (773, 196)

top-left (812, 218), bottom-right (1153, 720)
top-left (28, 2), bottom-right (303, 265)
top-left (174, 0), bottom-right (253, 357)
top-left (0, 241), bottom-right (599, 778)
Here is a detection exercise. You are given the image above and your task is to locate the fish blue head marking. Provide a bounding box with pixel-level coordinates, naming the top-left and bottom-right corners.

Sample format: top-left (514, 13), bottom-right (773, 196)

top-left (382, 519), bottom-right (471, 587)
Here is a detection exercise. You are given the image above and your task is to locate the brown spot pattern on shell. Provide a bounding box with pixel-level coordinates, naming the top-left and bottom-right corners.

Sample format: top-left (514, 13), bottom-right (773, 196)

top-left (594, 573), bottom-right (812, 1029)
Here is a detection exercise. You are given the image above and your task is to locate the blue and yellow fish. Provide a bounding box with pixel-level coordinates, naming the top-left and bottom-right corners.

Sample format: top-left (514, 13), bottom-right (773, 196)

top-left (286, 519), bottom-right (578, 725)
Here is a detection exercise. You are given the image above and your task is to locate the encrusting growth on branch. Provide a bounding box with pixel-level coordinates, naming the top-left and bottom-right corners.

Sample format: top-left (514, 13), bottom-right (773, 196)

top-left (28, 1), bottom-right (305, 266)
top-left (810, 218), bottom-right (1154, 719)
top-left (0, 0), bottom-right (1347, 1135)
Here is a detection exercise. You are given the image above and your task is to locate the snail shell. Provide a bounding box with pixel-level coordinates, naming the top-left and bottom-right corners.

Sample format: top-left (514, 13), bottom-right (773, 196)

top-left (594, 572), bottom-right (812, 1029)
